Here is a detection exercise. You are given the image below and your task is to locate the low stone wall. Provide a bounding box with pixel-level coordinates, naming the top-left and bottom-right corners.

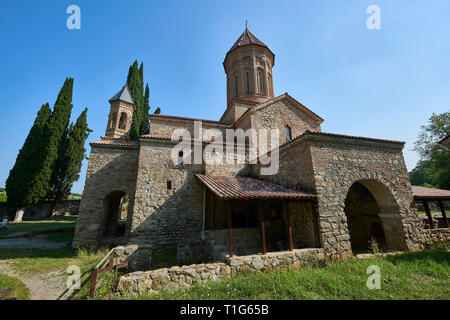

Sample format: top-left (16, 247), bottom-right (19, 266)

top-left (417, 228), bottom-right (450, 248)
top-left (117, 248), bottom-right (324, 296)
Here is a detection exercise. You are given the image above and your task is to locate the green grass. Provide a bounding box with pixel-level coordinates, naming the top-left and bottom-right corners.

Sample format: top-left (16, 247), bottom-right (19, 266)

top-left (125, 250), bottom-right (449, 300)
top-left (0, 273), bottom-right (30, 300)
top-left (417, 210), bottom-right (449, 215)
top-left (0, 192), bottom-right (6, 203)
top-left (0, 216), bottom-right (76, 239)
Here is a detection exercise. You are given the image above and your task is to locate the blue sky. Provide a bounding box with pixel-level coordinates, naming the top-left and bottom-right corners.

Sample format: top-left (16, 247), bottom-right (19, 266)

top-left (0, 0), bottom-right (449, 194)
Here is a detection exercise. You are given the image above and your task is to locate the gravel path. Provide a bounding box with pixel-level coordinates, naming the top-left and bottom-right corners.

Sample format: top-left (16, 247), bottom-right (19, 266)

top-left (0, 238), bottom-right (67, 249)
top-left (0, 261), bottom-right (76, 300)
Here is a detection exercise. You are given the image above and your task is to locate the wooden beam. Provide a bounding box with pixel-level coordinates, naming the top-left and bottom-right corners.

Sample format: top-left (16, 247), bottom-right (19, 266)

top-left (228, 201), bottom-right (233, 257)
top-left (422, 200), bottom-right (434, 229)
top-left (438, 200), bottom-right (449, 228)
top-left (286, 204), bottom-right (293, 251)
top-left (258, 202), bottom-right (266, 254)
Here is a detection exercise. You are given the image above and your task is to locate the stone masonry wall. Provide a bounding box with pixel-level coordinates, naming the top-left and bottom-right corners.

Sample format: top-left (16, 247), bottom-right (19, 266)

top-left (73, 145), bottom-right (139, 247)
top-left (306, 133), bottom-right (424, 257)
top-left (117, 248), bottom-right (324, 296)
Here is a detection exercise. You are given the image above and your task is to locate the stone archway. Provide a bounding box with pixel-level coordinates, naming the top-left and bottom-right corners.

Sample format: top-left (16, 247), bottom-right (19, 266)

top-left (344, 179), bottom-right (408, 253)
top-left (103, 190), bottom-right (127, 239)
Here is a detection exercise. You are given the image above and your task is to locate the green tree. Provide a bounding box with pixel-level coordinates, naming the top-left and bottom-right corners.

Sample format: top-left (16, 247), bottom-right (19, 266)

top-left (50, 108), bottom-right (92, 201)
top-left (141, 83), bottom-right (150, 135)
top-left (27, 78), bottom-right (74, 204)
top-left (127, 61), bottom-right (144, 141)
top-left (5, 103), bottom-right (51, 206)
top-left (410, 110), bottom-right (450, 189)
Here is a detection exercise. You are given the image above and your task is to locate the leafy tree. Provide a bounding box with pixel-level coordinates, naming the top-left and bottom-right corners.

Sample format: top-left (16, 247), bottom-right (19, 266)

top-left (5, 103), bottom-right (51, 206)
top-left (410, 110), bottom-right (450, 189)
top-left (50, 108), bottom-right (92, 201)
top-left (27, 78), bottom-right (74, 204)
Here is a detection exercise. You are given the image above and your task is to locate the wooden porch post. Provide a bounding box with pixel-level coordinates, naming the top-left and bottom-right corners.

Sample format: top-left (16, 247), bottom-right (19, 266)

top-left (438, 200), bottom-right (449, 228)
top-left (422, 200), bottom-right (434, 229)
top-left (258, 202), bottom-right (266, 254)
top-left (202, 186), bottom-right (206, 232)
top-left (228, 201), bottom-right (233, 257)
top-left (286, 203), bottom-right (293, 251)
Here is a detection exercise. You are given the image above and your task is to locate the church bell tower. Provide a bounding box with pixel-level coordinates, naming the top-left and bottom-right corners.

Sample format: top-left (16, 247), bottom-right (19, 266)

top-left (105, 83), bottom-right (135, 139)
top-left (221, 28), bottom-right (275, 123)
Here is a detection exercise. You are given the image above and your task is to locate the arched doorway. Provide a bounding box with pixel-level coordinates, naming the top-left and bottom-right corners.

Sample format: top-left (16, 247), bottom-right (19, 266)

top-left (102, 191), bottom-right (128, 243)
top-left (344, 180), bottom-right (407, 253)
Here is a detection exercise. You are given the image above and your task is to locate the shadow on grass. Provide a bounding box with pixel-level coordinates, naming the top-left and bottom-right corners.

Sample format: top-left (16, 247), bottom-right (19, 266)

top-left (385, 250), bottom-right (450, 265)
top-left (0, 247), bottom-right (77, 260)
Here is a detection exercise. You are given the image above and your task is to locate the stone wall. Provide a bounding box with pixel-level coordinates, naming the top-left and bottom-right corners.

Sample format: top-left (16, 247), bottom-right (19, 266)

top-left (73, 144), bottom-right (139, 247)
top-left (117, 248), bottom-right (324, 296)
top-left (306, 133), bottom-right (423, 256)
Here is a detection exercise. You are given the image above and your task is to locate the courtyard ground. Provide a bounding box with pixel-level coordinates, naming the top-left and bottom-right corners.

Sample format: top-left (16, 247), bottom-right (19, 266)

top-left (0, 216), bottom-right (448, 300)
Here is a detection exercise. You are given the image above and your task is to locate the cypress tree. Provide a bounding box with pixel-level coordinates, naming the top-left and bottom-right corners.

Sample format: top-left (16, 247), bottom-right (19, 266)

top-left (141, 83), bottom-right (150, 135)
top-left (127, 61), bottom-right (143, 141)
top-left (51, 108), bottom-right (92, 201)
top-left (5, 103), bottom-right (51, 206)
top-left (27, 78), bottom-right (74, 204)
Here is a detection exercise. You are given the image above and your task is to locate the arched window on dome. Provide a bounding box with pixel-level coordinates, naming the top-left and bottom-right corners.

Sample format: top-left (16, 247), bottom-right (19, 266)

top-left (258, 70), bottom-right (264, 94)
top-left (234, 75), bottom-right (239, 97)
top-left (246, 72), bottom-right (250, 94)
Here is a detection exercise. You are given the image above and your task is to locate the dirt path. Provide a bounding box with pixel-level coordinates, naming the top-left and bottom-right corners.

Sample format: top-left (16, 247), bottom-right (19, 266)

top-left (0, 260), bottom-right (76, 300)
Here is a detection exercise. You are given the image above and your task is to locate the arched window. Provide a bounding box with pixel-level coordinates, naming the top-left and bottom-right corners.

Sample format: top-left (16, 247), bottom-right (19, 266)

top-left (286, 125), bottom-right (292, 141)
top-left (234, 75), bottom-right (239, 97)
top-left (109, 112), bottom-right (117, 129)
top-left (258, 70), bottom-right (264, 94)
top-left (246, 72), bottom-right (250, 94)
top-left (118, 112), bottom-right (127, 130)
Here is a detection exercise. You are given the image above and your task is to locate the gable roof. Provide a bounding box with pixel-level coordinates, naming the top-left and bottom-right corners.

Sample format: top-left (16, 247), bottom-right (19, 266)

top-left (234, 93), bottom-right (324, 127)
top-left (109, 83), bottom-right (134, 104)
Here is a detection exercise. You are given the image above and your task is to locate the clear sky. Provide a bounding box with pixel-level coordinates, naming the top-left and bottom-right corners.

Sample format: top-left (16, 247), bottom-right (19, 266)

top-left (0, 0), bottom-right (449, 194)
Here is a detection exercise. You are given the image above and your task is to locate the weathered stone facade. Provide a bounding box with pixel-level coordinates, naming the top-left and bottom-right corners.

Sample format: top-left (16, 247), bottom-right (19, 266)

top-left (73, 28), bottom-right (449, 282)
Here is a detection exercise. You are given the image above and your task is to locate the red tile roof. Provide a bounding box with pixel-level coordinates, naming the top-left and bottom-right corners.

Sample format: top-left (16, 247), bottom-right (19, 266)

top-left (412, 186), bottom-right (450, 200)
top-left (90, 138), bottom-right (139, 149)
top-left (196, 174), bottom-right (316, 201)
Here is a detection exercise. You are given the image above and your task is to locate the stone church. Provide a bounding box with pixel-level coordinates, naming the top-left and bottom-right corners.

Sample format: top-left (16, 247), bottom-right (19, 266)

top-left (73, 29), bottom-right (449, 269)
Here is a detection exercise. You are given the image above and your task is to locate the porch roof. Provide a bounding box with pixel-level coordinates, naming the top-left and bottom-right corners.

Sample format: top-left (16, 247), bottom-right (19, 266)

top-left (412, 186), bottom-right (450, 200)
top-left (196, 174), bottom-right (316, 201)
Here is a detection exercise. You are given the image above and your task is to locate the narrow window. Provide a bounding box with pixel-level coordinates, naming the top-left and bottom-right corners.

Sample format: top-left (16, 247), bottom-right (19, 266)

top-left (246, 72), bottom-right (250, 94)
top-left (167, 180), bottom-right (172, 190)
top-left (118, 112), bottom-right (127, 130)
top-left (235, 75), bottom-right (239, 97)
top-left (286, 126), bottom-right (292, 141)
top-left (178, 151), bottom-right (184, 165)
top-left (258, 71), bottom-right (264, 94)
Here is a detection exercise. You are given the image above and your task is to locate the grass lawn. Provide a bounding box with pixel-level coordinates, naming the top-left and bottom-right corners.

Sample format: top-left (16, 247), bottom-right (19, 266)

top-left (124, 250), bottom-right (449, 300)
top-left (0, 216), bottom-right (77, 239)
top-left (417, 210), bottom-right (449, 215)
top-left (0, 273), bottom-right (30, 300)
